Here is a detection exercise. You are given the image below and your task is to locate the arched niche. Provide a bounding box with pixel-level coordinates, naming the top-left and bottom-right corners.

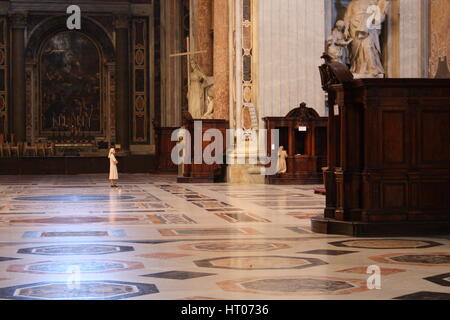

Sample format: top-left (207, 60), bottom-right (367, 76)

top-left (25, 16), bottom-right (116, 144)
top-left (26, 16), bottom-right (114, 63)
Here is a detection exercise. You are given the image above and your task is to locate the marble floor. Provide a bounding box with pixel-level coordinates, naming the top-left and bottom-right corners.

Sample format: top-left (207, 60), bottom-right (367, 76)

top-left (0, 174), bottom-right (448, 300)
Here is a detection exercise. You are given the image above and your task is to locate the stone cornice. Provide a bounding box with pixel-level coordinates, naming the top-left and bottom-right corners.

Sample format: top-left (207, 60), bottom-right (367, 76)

top-left (8, 1), bottom-right (134, 14)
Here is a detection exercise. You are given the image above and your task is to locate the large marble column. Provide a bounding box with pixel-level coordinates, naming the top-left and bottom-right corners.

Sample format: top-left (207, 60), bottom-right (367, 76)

top-left (10, 13), bottom-right (27, 142)
top-left (114, 15), bottom-right (130, 151)
top-left (192, 0), bottom-right (213, 76)
top-left (213, 0), bottom-right (230, 120)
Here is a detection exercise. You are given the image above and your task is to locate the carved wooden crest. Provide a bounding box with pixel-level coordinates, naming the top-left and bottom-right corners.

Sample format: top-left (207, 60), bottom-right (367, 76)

top-left (285, 102), bottom-right (319, 122)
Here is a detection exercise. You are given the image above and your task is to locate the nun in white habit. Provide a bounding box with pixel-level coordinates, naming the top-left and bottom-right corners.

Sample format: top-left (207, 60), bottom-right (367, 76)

top-left (108, 148), bottom-right (119, 187)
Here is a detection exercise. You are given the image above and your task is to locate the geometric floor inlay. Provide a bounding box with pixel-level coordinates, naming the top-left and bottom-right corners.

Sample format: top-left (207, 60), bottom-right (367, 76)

top-left (8, 260), bottom-right (144, 274)
top-left (214, 212), bottom-right (271, 223)
top-left (0, 257), bottom-right (20, 262)
top-left (424, 273), bottom-right (450, 287)
top-left (393, 291), bottom-right (450, 300)
top-left (158, 227), bottom-right (261, 236)
top-left (22, 230), bottom-right (127, 238)
top-left (17, 244), bottom-right (135, 256)
top-left (217, 276), bottom-right (367, 296)
top-left (3, 216), bottom-right (152, 226)
top-left (0, 174), bottom-right (449, 300)
top-left (142, 271), bottom-right (216, 280)
top-left (330, 239), bottom-right (443, 249)
top-left (299, 249), bottom-right (357, 256)
top-left (194, 256), bottom-right (327, 270)
top-left (179, 242), bottom-right (291, 252)
top-left (370, 252), bottom-right (450, 266)
top-left (285, 227), bottom-right (311, 234)
top-left (337, 266), bottom-right (406, 275)
top-left (13, 195), bottom-right (136, 202)
top-left (0, 281), bottom-right (159, 300)
top-left (136, 253), bottom-right (191, 259)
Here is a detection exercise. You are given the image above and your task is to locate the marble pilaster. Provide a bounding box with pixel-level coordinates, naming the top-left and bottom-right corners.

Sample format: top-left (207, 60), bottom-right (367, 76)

top-left (192, 0), bottom-right (213, 76)
top-left (213, 0), bottom-right (230, 120)
top-left (10, 12), bottom-right (27, 142)
top-left (114, 15), bottom-right (130, 151)
top-left (429, 0), bottom-right (450, 78)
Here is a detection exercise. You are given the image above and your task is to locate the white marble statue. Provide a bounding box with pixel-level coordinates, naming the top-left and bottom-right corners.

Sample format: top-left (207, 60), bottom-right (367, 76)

top-left (202, 85), bottom-right (215, 119)
top-left (187, 58), bottom-right (209, 119)
top-left (326, 20), bottom-right (352, 66)
top-left (344, 0), bottom-right (390, 78)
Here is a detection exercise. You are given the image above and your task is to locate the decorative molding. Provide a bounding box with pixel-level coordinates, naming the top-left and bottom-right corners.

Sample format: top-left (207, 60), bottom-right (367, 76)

top-left (236, 0), bottom-right (257, 131)
top-left (131, 17), bottom-right (149, 143)
top-left (9, 2), bottom-right (130, 14)
top-left (0, 17), bottom-right (8, 135)
top-left (107, 63), bottom-right (116, 144)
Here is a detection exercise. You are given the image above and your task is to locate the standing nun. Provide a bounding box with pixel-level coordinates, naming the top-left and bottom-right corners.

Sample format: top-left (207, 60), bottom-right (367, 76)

top-left (108, 148), bottom-right (119, 187)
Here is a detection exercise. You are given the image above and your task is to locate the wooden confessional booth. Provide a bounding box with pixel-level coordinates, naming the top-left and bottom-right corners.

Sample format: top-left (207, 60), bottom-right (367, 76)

top-left (263, 103), bottom-right (327, 185)
top-left (311, 54), bottom-right (450, 236)
top-left (177, 112), bottom-right (229, 183)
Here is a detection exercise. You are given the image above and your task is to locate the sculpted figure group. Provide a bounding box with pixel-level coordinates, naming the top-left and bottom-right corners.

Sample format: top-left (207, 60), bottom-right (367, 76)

top-left (187, 58), bottom-right (215, 119)
top-left (327, 0), bottom-right (390, 78)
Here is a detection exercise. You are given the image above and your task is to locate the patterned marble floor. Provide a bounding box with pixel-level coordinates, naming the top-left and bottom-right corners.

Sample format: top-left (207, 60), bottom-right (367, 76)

top-left (0, 174), bottom-right (448, 300)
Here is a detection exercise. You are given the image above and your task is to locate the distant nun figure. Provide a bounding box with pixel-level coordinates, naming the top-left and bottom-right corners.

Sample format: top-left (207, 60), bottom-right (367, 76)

top-left (108, 148), bottom-right (119, 187)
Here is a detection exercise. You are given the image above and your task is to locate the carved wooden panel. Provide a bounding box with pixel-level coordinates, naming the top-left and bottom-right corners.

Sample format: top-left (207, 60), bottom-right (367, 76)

top-left (418, 181), bottom-right (449, 211)
top-left (382, 111), bottom-right (405, 165)
top-left (382, 183), bottom-right (406, 209)
top-left (419, 110), bottom-right (450, 164)
top-left (155, 126), bottom-right (178, 172)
